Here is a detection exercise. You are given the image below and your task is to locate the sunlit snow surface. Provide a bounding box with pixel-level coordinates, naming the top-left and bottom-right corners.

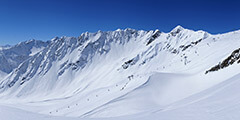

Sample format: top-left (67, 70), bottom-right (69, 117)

top-left (0, 26), bottom-right (240, 120)
top-left (29, 47), bottom-right (45, 56)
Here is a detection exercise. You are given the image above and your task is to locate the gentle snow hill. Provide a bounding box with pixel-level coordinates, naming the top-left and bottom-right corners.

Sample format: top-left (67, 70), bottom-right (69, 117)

top-left (0, 26), bottom-right (240, 120)
top-left (1, 72), bottom-right (240, 120)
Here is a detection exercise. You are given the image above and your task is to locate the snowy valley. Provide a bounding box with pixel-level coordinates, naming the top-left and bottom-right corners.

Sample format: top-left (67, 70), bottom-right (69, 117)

top-left (0, 26), bottom-right (240, 120)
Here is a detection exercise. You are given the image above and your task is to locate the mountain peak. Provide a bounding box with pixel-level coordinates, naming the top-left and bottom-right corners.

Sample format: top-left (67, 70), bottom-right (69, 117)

top-left (171, 25), bottom-right (184, 32)
top-left (170, 25), bottom-right (185, 36)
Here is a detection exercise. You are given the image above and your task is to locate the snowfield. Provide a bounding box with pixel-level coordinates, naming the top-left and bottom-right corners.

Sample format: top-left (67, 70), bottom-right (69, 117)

top-left (0, 26), bottom-right (240, 120)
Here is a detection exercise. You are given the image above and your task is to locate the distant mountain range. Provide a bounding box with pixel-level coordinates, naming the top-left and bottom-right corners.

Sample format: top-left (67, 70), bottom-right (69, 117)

top-left (0, 26), bottom-right (240, 120)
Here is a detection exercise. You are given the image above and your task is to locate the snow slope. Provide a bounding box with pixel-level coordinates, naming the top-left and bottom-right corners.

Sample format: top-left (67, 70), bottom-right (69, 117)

top-left (0, 71), bottom-right (7, 81)
top-left (0, 26), bottom-right (240, 120)
top-left (1, 72), bottom-right (240, 120)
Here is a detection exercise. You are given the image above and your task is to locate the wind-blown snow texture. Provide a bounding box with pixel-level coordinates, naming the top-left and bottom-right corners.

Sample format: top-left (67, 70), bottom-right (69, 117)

top-left (0, 26), bottom-right (240, 120)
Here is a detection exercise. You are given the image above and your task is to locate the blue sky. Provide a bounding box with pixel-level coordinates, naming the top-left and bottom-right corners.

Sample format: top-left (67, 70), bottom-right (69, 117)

top-left (0, 0), bottom-right (239, 45)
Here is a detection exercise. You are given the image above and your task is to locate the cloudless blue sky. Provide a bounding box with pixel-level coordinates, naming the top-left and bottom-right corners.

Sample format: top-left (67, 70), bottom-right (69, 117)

top-left (0, 0), bottom-right (239, 45)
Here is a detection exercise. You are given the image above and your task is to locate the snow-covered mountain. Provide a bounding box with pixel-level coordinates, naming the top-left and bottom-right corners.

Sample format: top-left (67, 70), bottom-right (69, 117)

top-left (0, 40), bottom-right (49, 73)
top-left (0, 26), bottom-right (240, 120)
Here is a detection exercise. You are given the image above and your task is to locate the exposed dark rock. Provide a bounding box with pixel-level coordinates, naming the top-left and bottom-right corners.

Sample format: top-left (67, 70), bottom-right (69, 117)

top-left (170, 28), bottom-right (181, 36)
top-left (20, 77), bottom-right (26, 85)
top-left (171, 49), bottom-right (178, 54)
top-left (122, 56), bottom-right (139, 69)
top-left (180, 39), bottom-right (203, 51)
top-left (182, 44), bottom-right (192, 51)
top-left (191, 39), bottom-right (202, 45)
top-left (146, 30), bottom-right (161, 46)
top-left (206, 48), bottom-right (240, 74)
top-left (122, 59), bottom-right (133, 69)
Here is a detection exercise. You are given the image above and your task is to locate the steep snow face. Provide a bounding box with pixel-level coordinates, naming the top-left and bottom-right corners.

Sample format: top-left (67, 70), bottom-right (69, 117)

top-left (0, 26), bottom-right (240, 119)
top-left (0, 40), bottom-right (49, 74)
top-left (0, 71), bottom-right (7, 81)
top-left (29, 46), bottom-right (45, 56)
